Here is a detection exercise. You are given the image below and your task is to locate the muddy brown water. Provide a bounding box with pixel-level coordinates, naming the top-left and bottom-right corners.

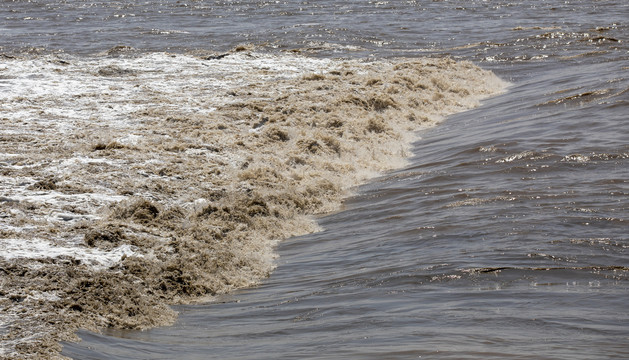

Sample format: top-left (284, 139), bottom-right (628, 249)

top-left (0, 0), bottom-right (627, 359)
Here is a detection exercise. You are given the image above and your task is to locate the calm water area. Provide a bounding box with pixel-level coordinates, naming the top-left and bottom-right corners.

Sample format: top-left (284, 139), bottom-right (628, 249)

top-left (2, 0), bottom-right (628, 359)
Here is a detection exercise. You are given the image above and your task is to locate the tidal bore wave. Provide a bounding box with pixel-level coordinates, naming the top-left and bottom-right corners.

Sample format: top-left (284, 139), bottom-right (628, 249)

top-left (0, 49), bottom-right (506, 358)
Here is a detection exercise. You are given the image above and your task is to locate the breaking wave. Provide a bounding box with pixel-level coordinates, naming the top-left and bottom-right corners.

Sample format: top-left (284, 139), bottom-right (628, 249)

top-left (0, 49), bottom-right (506, 358)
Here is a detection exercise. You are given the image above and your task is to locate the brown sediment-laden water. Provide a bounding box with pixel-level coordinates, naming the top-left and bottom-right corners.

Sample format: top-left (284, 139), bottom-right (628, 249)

top-left (1, 0), bottom-right (628, 359)
top-left (0, 50), bottom-right (505, 358)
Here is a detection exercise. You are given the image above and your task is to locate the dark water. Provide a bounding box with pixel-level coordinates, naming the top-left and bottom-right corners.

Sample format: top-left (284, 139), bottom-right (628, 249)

top-left (3, 0), bottom-right (627, 358)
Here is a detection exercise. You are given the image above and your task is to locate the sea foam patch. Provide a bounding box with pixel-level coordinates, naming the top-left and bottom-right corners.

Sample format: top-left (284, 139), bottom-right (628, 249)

top-left (0, 238), bottom-right (139, 269)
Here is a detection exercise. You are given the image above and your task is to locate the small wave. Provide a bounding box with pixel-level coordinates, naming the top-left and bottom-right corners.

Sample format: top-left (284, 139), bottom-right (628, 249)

top-left (568, 238), bottom-right (629, 249)
top-left (540, 89), bottom-right (612, 106)
top-left (562, 152), bottom-right (629, 163)
top-left (464, 265), bottom-right (629, 273)
top-left (511, 26), bottom-right (562, 31)
top-left (559, 50), bottom-right (610, 60)
top-left (445, 196), bottom-right (516, 208)
top-left (478, 145), bottom-right (498, 152)
top-left (495, 150), bottom-right (550, 163)
top-left (144, 29), bottom-right (191, 35)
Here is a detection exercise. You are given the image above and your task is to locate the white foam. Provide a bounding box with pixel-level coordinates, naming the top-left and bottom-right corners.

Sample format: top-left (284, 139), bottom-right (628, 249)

top-left (117, 134), bottom-right (142, 145)
top-left (0, 237), bottom-right (140, 269)
top-left (0, 53), bottom-right (339, 142)
top-left (0, 52), bottom-right (337, 269)
top-left (1, 51), bottom-right (507, 273)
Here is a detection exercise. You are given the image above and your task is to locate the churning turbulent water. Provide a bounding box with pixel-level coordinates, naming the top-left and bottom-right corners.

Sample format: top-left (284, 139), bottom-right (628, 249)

top-left (1, 0), bottom-right (627, 359)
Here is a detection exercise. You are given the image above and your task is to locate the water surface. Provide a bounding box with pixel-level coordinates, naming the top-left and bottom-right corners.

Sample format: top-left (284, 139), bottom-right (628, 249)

top-left (1, 0), bottom-right (627, 359)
